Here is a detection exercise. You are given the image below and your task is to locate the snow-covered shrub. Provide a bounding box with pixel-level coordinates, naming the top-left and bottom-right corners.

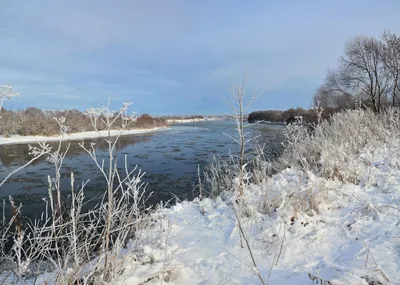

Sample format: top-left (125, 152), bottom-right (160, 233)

top-left (203, 146), bottom-right (277, 199)
top-left (203, 156), bottom-right (239, 197)
top-left (280, 108), bottom-right (400, 183)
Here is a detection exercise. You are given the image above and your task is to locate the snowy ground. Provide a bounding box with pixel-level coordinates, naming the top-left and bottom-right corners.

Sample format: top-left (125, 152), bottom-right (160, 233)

top-left (113, 144), bottom-right (400, 284)
top-left (0, 127), bottom-right (167, 146)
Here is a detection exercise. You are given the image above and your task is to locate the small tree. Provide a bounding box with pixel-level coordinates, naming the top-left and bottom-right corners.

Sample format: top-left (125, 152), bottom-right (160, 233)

top-left (81, 100), bottom-right (137, 280)
top-left (213, 72), bottom-right (270, 285)
top-left (212, 71), bottom-right (265, 197)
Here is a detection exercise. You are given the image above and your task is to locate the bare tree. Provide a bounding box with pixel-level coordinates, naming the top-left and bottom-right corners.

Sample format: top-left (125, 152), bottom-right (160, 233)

top-left (313, 82), bottom-right (354, 110)
top-left (322, 35), bottom-right (390, 112)
top-left (349, 36), bottom-right (388, 112)
top-left (382, 30), bottom-right (400, 106)
top-left (312, 84), bottom-right (331, 109)
top-left (212, 72), bottom-right (265, 197)
top-left (324, 68), bottom-right (360, 107)
top-left (343, 36), bottom-right (388, 112)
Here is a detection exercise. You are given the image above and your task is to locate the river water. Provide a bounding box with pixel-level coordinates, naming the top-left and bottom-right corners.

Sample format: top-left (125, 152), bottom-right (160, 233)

top-left (0, 120), bottom-right (284, 219)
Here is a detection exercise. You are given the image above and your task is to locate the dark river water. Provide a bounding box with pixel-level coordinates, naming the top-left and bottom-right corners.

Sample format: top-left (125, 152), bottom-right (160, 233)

top-left (0, 121), bottom-right (284, 219)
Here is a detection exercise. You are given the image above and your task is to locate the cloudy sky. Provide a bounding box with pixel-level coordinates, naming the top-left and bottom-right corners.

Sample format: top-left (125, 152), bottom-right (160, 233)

top-left (1, 1), bottom-right (399, 115)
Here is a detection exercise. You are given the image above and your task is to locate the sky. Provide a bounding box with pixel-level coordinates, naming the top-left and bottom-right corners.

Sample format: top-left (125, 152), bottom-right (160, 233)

top-left (1, 1), bottom-right (400, 115)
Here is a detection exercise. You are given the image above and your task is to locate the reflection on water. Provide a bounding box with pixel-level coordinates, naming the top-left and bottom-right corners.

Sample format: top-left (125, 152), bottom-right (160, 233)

top-left (0, 121), bottom-right (284, 219)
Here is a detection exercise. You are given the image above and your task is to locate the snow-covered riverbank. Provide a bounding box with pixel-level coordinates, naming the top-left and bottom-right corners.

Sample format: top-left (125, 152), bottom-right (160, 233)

top-left (117, 163), bottom-right (400, 284)
top-left (2, 109), bottom-right (399, 284)
top-left (0, 127), bottom-right (168, 146)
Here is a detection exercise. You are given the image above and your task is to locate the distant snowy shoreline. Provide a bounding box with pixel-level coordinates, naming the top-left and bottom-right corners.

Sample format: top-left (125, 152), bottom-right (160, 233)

top-left (165, 117), bottom-right (223, 124)
top-left (0, 127), bottom-right (168, 146)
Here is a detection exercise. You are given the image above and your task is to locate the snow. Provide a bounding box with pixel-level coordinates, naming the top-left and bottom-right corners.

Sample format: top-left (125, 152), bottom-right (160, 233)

top-left (0, 127), bottom-right (168, 146)
top-left (113, 143), bottom-right (400, 284)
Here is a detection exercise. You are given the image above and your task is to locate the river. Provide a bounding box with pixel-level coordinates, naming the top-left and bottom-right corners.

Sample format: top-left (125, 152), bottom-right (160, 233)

top-left (0, 120), bottom-right (284, 219)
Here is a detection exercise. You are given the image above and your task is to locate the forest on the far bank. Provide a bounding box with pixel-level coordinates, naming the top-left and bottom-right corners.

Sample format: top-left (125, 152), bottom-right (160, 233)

top-left (247, 107), bottom-right (338, 124)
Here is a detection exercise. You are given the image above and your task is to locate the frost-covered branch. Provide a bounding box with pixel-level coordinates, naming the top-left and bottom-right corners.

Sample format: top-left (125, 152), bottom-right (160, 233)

top-left (0, 85), bottom-right (19, 116)
top-left (0, 142), bottom-right (52, 189)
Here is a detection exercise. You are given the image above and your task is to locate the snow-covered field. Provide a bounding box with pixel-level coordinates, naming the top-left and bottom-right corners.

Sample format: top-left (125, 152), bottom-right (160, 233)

top-left (0, 127), bottom-right (167, 146)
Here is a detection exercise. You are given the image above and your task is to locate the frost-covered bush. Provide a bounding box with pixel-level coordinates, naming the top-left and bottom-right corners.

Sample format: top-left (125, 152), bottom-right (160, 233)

top-left (280, 108), bottom-right (400, 182)
top-left (203, 146), bottom-right (277, 198)
top-left (204, 156), bottom-right (240, 197)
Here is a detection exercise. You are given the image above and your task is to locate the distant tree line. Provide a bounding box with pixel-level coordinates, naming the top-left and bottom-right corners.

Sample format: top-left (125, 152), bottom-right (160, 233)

top-left (248, 107), bottom-right (340, 124)
top-left (313, 30), bottom-right (400, 112)
top-left (165, 115), bottom-right (205, 120)
top-left (0, 107), bottom-right (167, 137)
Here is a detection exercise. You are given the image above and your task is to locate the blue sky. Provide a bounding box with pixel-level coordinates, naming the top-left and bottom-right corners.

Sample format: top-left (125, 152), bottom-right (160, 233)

top-left (1, 1), bottom-right (400, 115)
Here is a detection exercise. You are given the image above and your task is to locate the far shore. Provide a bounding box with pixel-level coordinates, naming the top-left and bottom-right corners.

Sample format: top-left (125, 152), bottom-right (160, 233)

top-left (0, 118), bottom-right (225, 146)
top-left (166, 117), bottom-right (224, 124)
top-left (0, 127), bottom-right (169, 146)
